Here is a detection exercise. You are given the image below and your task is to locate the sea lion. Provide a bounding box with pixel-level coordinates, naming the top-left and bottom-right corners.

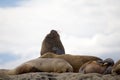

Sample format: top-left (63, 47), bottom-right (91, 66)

top-left (112, 60), bottom-right (120, 75)
top-left (79, 60), bottom-right (105, 74)
top-left (40, 52), bottom-right (102, 72)
top-left (0, 58), bottom-right (73, 75)
top-left (103, 58), bottom-right (114, 74)
top-left (40, 30), bottom-right (65, 55)
top-left (79, 58), bottom-right (114, 74)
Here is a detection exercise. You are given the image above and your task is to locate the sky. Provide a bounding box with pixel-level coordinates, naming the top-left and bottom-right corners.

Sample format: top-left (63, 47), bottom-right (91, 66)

top-left (0, 0), bottom-right (120, 69)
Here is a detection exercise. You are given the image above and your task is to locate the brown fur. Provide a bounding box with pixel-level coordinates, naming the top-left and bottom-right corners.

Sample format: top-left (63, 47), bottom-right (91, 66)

top-left (40, 30), bottom-right (65, 55)
top-left (0, 58), bottom-right (73, 75)
top-left (40, 52), bottom-right (102, 72)
top-left (112, 60), bottom-right (120, 74)
top-left (79, 60), bottom-right (108, 74)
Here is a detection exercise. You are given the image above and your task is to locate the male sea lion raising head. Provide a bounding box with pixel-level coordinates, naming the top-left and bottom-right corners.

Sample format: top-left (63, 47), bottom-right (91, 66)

top-left (40, 30), bottom-right (65, 55)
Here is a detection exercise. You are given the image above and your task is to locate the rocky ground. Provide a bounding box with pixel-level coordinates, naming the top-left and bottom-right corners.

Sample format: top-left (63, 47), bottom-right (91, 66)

top-left (0, 72), bottom-right (120, 80)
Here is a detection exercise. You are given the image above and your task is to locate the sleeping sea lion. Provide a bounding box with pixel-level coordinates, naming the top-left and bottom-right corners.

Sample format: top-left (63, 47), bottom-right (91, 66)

top-left (40, 52), bottom-right (102, 72)
top-left (103, 58), bottom-right (114, 74)
top-left (0, 58), bottom-right (73, 75)
top-left (112, 60), bottom-right (120, 75)
top-left (79, 60), bottom-right (105, 74)
top-left (79, 58), bottom-right (114, 74)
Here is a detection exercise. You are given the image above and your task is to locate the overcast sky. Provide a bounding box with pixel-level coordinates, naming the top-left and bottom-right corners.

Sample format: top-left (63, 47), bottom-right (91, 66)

top-left (0, 0), bottom-right (120, 69)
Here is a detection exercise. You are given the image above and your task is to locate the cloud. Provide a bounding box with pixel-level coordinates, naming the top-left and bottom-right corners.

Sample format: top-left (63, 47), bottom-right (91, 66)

top-left (0, 0), bottom-right (120, 68)
top-left (62, 32), bottom-right (120, 54)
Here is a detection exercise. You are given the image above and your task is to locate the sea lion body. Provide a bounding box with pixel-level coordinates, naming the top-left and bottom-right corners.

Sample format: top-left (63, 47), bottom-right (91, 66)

top-left (79, 58), bottom-right (114, 74)
top-left (79, 60), bottom-right (106, 74)
top-left (1, 58), bottom-right (73, 75)
top-left (40, 30), bottom-right (65, 55)
top-left (104, 66), bottom-right (113, 74)
top-left (112, 60), bottom-right (120, 74)
top-left (41, 52), bottom-right (102, 72)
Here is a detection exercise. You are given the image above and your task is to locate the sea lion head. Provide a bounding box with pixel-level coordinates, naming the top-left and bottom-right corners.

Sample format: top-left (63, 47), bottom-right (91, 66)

top-left (102, 58), bottom-right (114, 74)
top-left (46, 30), bottom-right (60, 39)
top-left (103, 58), bottom-right (114, 66)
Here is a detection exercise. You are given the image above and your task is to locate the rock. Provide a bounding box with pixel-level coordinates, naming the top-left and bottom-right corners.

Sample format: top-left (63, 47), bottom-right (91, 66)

top-left (0, 72), bottom-right (120, 80)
